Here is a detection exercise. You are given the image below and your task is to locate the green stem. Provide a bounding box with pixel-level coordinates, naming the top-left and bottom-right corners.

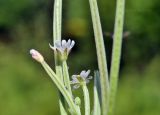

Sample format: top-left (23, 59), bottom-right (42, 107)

top-left (53, 0), bottom-right (62, 43)
top-left (82, 84), bottom-right (90, 115)
top-left (59, 101), bottom-right (67, 115)
top-left (62, 61), bottom-right (72, 95)
top-left (88, 0), bottom-right (109, 114)
top-left (53, 0), bottom-right (65, 114)
top-left (56, 66), bottom-right (67, 115)
top-left (108, 0), bottom-right (125, 115)
top-left (41, 61), bottom-right (80, 115)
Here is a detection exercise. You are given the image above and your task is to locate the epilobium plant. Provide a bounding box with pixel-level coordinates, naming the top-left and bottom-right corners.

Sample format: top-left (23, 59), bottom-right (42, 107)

top-left (30, 0), bottom-right (125, 115)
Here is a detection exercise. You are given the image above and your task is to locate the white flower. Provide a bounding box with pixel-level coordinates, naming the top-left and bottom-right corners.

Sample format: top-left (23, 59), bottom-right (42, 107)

top-left (71, 70), bottom-right (92, 89)
top-left (30, 49), bottom-right (44, 63)
top-left (50, 39), bottom-right (75, 60)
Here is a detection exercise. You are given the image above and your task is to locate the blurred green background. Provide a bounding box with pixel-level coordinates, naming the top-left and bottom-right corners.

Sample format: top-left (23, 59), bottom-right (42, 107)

top-left (0, 0), bottom-right (160, 115)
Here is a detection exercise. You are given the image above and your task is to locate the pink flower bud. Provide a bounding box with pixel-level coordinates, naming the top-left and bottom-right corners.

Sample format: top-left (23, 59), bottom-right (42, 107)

top-left (30, 49), bottom-right (44, 63)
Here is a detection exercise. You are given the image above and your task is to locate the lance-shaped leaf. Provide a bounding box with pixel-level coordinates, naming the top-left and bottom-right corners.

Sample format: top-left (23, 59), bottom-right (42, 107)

top-left (93, 71), bottom-right (101, 115)
top-left (109, 0), bottom-right (125, 115)
top-left (88, 0), bottom-right (110, 114)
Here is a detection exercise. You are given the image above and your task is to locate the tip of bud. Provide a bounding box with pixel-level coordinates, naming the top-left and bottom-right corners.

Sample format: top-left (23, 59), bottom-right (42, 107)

top-left (30, 49), bottom-right (44, 63)
top-left (29, 49), bottom-right (36, 55)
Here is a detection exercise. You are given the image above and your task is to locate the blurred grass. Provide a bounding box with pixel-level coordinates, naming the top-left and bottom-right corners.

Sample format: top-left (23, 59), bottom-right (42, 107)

top-left (116, 56), bottom-right (160, 115)
top-left (0, 44), bottom-right (59, 115)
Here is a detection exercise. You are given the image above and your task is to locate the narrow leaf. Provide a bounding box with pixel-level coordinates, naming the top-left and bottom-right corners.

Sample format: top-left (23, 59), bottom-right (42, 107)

top-left (88, 0), bottom-right (109, 114)
top-left (93, 71), bottom-right (101, 115)
top-left (108, 0), bottom-right (125, 115)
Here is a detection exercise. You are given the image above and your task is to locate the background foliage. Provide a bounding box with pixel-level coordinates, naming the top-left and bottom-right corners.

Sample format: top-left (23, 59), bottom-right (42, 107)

top-left (0, 0), bottom-right (160, 115)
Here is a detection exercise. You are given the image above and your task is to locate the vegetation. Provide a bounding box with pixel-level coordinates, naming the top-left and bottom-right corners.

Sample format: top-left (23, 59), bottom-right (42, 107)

top-left (0, 0), bottom-right (160, 115)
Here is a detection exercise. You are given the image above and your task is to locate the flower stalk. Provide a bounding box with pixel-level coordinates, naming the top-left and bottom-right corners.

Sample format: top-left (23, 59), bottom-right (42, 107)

top-left (82, 84), bottom-right (90, 115)
top-left (41, 61), bottom-right (80, 115)
top-left (62, 60), bottom-right (72, 95)
top-left (71, 70), bottom-right (92, 115)
top-left (29, 49), bottom-right (79, 114)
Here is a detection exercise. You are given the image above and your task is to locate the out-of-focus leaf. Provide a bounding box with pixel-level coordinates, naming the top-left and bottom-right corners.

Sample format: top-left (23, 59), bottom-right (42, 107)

top-left (93, 71), bottom-right (101, 115)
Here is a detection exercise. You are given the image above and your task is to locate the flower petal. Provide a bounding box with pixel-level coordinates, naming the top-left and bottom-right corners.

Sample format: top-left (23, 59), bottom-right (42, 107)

top-left (85, 79), bottom-right (90, 84)
top-left (73, 84), bottom-right (80, 89)
top-left (62, 40), bottom-right (67, 49)
top-left (67, 39), bottom-right (71, 48)
top-left (80, 70), bottom-right (90, 78)
top-left (69, 40), bottom-right (75, 50)
top-left (80, 70), bottom-right (86, 77)
top-left (85, 70), bottom-right (90, 78)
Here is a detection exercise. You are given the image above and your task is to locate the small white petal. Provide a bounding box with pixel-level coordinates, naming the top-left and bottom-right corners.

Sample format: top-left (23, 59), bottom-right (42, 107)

top-left (72, 75), bottom-right (77, 79)
top-left (62, 40), bottom-right (66, 45)
top-left (67, 40), bottom-right (74, 51)
top-left (62, 40), bottom-right (67, 48)
top-left (85, 70), bottom-right (90, 78)
top-left (80, 70), bottom-right (90, 78)
top-left (73, 84), bottom-right (80, 89)
top-left (85, 79), bottom-right (90, 84)
top-left (71, 80), bottom-right (79, 84)
top-left (80, 70), bottom-right (86, 78)
top-left (70, 40), bottom-right (75, 49)
top-left (67, 39), bottom-right (71, 48)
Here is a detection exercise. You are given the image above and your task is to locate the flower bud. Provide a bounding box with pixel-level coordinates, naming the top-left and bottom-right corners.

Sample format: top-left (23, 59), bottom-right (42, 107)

top-left (30, 49), bottom-right (44, 63)
top-left (75, 97), bottom-right (81, 106)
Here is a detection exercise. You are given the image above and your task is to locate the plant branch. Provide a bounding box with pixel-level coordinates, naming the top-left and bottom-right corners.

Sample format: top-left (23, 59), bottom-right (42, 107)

top-left (41, 61), bottom-right (80, 115)
top-left (62, 61), bottom-right (72, 95)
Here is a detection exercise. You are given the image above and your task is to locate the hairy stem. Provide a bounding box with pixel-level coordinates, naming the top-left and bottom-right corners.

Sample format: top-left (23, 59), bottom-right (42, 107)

top-left (41, 61), bottom-right (80, 115)
top-left (88, 0), bottom-right (109, 114)
top-left (56, 66), bottom-right (67, 115)
top-left (53, 0), bottom-right (66, 114)
top-left (82, 84), bottom-right (90, 115)
top-left (53, 0), bottom-right (62, 43)
top-left (108, 0), bottom-right (125, 115)
top-left (62, 61), bottom-right (72, 95)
